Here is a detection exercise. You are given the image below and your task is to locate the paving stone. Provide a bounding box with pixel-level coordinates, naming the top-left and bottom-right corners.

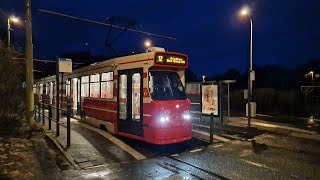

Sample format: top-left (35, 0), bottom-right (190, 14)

top-left (0, 154), bottom-right (7, 159)
top-left (62, 169), bottom-right (81, 178)
top-left (78, 161), bottom-right (94, 169)
top-left (10, 170), bottom-right (20, 177)
top-left (90, 160), bottom-right (104, 166)
top-left (74, 157), bottom-right (89, 163)
top-left (4, 162), bottom-right (14, 166)
top-left (1, 169), bottom-right (8, 175)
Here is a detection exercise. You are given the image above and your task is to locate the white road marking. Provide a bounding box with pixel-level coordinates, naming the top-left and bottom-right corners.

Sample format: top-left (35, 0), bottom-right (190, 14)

top-left (190, 148), bottom-right (203, 153)
top-left (212, 144), bottom-right (223, 148)
top-left (171, 154), bottom-right (179, 157)
top-left (192, 130), bottom-right (232, 142)
top-left (212, 135), bottom-right (231, 142)
top-left (242, 160), bottom-right (271, 169)
top-left (72, 120), bottom-right (146, 160)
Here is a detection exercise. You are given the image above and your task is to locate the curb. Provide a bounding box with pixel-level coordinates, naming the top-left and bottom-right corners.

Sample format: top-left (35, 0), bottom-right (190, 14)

top-left (194, 122), bottom-right (320, 143)
top-left (193, 123), bottom-right (261, 137)
top-left (230, 122), bottom-right (320, 143)
top-left (45, 133), bottom-right (81, 170)
top-left (35, 124), bottom-right (81, 170)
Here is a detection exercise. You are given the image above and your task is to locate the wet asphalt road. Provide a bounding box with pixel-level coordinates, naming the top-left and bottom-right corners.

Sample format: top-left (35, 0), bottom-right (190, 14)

top-left (108, 133), bottom-right (320, 179)
top-left (171, 135), bottom-right (320, 179)
top-left (37, 115), bottom-right (320, 179)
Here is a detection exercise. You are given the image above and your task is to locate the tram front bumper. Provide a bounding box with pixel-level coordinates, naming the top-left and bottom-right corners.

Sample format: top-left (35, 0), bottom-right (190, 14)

top-left (145, 125), bottom-right (192, 145)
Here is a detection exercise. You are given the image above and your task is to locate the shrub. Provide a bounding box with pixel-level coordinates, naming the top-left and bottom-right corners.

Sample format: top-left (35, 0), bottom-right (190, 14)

top-left (0, 44), bottom-right (27, 133)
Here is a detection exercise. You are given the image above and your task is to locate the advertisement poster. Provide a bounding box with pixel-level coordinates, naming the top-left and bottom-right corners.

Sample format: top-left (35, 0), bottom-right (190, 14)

top-left (201, 84), bottom-right (218, 115)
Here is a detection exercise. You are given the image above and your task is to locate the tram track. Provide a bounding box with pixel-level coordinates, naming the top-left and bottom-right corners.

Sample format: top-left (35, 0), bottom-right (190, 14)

top-left (158, 156), bottom-right (229, 180)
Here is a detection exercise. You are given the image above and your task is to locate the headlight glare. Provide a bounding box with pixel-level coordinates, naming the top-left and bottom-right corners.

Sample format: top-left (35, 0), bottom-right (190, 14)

top-left (183, 114), bottom-right (191, 120)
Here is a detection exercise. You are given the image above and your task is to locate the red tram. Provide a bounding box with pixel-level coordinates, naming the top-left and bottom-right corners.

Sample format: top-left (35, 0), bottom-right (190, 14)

top-left (34, 48), bottom-right (192, 144)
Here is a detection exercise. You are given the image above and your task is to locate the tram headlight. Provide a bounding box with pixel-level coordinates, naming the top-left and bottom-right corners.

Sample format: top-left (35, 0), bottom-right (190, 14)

top-left (160, 117), bottom-right (165, 122)
top-left (160, 116), bottom-right (170, 123)
top-left (183, 113), bottom-right (191, 120)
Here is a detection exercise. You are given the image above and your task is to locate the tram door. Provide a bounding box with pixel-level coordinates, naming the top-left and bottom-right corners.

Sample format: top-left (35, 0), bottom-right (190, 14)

top-left (117, 68), bottom-right (143, 136)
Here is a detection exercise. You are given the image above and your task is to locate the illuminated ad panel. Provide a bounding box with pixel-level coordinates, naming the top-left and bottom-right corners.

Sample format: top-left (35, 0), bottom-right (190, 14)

top-left (202, 84), bottom-right (218, 115)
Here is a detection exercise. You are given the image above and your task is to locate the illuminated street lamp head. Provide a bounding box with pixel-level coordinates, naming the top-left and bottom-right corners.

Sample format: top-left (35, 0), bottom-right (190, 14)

top-left (9, 16), bottom-right (19, 23)
top-left (241, 10), bottom-right (248, 15)
top-left (144, 40), bottom-right (151, 47)
top-left (240, 7), bottom-right (250, 17)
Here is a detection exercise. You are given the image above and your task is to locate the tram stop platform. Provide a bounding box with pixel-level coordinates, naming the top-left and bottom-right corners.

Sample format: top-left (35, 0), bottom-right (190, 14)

top-left (38, 115), bottom-right (147, 170)
top-left (37, 115), bottom-right (215, 179)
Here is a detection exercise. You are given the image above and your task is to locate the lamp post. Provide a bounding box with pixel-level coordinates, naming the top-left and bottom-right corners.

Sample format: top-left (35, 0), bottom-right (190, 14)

top-left (7, 16), bottom-right (20, 48)
top-left (240, 8), bottom-right (253, 127)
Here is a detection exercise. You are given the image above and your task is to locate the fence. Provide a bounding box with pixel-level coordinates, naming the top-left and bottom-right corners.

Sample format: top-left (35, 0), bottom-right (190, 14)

top-left (34, 98), bottom-right (72, 147)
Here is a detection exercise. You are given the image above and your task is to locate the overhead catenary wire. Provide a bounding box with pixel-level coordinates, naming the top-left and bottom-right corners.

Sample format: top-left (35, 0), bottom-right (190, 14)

top-left (37, 9), bottom-right (176, 41)
top-left (12, 57), bottom-right (84, 64)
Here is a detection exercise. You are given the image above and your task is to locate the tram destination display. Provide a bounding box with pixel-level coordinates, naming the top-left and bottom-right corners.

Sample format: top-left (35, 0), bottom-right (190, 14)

top-left (155, 53), bottom-right (187, 66)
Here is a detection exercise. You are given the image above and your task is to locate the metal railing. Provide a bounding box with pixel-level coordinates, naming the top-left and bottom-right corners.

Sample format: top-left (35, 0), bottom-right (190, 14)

top-left (34, 98), bottom-right (71, 147)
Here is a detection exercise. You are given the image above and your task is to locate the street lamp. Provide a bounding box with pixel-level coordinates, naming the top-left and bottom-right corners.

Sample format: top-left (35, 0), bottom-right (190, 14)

top-left (240, 7), bottom-right (254, 127)
top-left (309, 71), bottom-right (314, 81)
top-left (144, 39), bottom-right (151, 48)
top-left (7, 16), bottom-right (20, 48)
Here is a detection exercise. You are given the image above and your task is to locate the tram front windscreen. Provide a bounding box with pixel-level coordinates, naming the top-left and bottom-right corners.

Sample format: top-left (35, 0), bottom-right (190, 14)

top-left (148, 71), bottom-right (187, 101)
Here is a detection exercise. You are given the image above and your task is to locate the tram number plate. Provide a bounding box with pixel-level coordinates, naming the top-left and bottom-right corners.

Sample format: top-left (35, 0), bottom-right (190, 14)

top-left (155, 53), bottom-right (187, 66)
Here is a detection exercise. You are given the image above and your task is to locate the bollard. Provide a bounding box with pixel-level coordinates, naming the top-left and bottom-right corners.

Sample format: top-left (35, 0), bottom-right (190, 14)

top-left (67, 98), bottom-right (71, 147)
top-left (210, 113), bottom-right (214, 144)
top-left (42, 103), bottom-right (45, 125)
top-left (48, 105), bottom-right (52, 130)
top-left (38, 102), bottom-right (41, 122)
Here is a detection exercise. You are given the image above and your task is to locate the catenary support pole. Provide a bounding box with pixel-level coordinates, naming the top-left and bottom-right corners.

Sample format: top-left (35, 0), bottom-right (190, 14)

top-left (25, 0), bottom-right (34, 126)
top-left (56, 62), bottom-right (60, 137)
top-left (67, 97), bottom-right (71, 147)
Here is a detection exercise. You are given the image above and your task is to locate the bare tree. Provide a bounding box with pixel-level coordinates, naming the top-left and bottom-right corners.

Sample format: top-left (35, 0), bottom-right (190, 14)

top-left (0, 43), bottom-right (27, 132)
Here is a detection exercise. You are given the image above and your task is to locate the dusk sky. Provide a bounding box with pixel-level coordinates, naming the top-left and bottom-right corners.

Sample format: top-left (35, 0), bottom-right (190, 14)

top-left (1, 0), bottom-right (320, 76)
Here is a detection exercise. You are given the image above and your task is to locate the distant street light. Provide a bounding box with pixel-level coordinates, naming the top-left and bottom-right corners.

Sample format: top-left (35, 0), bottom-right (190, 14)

top-left (144, 40), bottom-right (151, 48)
top-left (240, 7), bottom-right (254, 127)
top-left (309, 71), bottom-right (314, 81)
top-left (7, 16), bottom-right (20, 48)
top-left (202, 75), bottom-right (206, 82)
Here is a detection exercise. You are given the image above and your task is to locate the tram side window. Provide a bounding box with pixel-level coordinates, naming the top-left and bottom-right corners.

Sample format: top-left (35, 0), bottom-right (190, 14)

top-left (90, 74), bottom-right (100, 98)
top-left (66, 79), bottom-right (71, 97)
top-left (39, 84), bottom-right (43, 94)
top-left (119, 74), bottom-right (127, 120)
top-left (101, 72), bottom-right (114, 99)
top-left (81, 76), bottom-right (89, 97)
top-left (33, 85), bottom-right (36, 94)
top-left (46, 83), bottom-right (50, 95)
top-left (132, 73), bottom-right (141, 121)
